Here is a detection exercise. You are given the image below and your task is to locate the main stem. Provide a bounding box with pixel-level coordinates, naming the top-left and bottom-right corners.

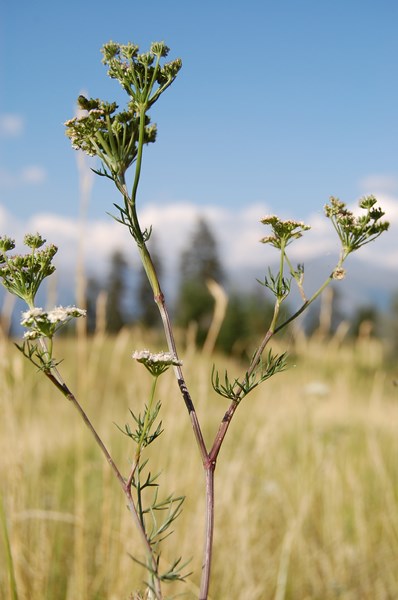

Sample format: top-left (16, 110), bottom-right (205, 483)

top-left (152, 283), bottom-right (214, 599)
top-left (124, 109), bottom-right (209, 464)
top-left (199, 464), bottom-right (215, 600)
top-left (123, 122), bottom-right (213, 597)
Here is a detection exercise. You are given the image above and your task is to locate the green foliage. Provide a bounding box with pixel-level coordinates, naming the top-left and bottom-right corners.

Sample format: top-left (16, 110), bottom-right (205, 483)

top-left (118, 402), bottom-right (163, 448)
top-left (258, 267), bottom-right (292, 301)
top-left (179, 217), bottom-right (224, 283)
top-left (176, 217), bottom-right (224, 343)
top-left (121, 352), bottom-right (188, 594)
top-left (106, 249), bottom-right (129, 333)
top-left (176, 280), bottom-right (215, 338)
top-left (217, 290), bottom-right (278, 355)
top-left (212, 349), bottom-right (287, 402)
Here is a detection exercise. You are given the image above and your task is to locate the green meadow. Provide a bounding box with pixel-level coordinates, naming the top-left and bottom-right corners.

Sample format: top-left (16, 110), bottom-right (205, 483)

top-left (1, 327), bottom-right (397, 600)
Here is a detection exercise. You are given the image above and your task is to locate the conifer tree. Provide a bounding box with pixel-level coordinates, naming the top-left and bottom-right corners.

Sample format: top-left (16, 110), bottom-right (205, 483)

top-left (176, 217), bottom-right (224, 342)
top-left (106, 249), bottom-right (129, 332)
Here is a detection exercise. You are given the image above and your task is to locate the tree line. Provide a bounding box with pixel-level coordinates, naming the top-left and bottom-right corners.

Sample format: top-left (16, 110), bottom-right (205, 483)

top-left (85, 217), bottom-right (277, 354)
top-left (83, 215), bottom-right (398, 357)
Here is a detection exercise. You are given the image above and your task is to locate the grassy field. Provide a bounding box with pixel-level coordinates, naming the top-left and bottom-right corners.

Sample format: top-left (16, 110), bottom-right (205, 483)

top-left (1, 327), bottom-right (398, 599)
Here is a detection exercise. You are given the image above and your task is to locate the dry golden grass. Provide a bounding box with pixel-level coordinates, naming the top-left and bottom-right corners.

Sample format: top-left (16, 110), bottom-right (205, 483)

top-left (1, 328), bottom-right (398, 599)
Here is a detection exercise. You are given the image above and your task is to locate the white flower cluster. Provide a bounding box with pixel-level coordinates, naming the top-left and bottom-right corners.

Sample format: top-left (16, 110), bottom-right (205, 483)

top-left (132, 350), bottom-right (183, 367)
top-left (21, 306), bottom-right (86, 339)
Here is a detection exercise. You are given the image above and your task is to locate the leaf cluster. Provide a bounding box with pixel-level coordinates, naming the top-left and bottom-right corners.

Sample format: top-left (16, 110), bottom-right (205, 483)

top-left (111, 201), bottom-right (153, 244)
top-left (130, 461), bottom-right (190, 590)
top-left (119, 402), bottom-right (163, 448)
top-left (15, 339), bottom-right (61, 372)
top-left (258, 267), bottom-right (291, 301)
top-left (212, 350), bottom-right (287, 402)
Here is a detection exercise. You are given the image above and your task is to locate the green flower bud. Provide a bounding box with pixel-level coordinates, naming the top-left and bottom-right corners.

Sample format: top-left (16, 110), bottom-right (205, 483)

top-left (137, 52), bottom-right (154, 66)
top-left (359, 195), bottom-right (377, 210)
top-left (101, 41), bottom-right (120, 62)
top-left (24, 233), bottom-right (46, 249)
top-left (120, 42), bottom-right (139, 60)
top-left (0, 236), bottom-right (15, 252)
top-left (150, 42), bottom-right (170, 57)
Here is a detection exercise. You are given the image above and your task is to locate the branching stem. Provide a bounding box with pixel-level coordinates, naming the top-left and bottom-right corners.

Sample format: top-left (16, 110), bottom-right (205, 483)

top-left (44, 368), bottom-right (163, 598)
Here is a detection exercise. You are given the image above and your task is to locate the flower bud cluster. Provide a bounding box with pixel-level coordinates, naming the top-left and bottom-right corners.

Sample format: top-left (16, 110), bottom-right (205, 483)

top-left (0, 235), bottom-right (57, 304)
top-left (132, 349), bottom-right (183, 377)
top-left (260, 216), bottom-right (311, 249)
top-left (65, 96), bottom-right (157, 176)
top-left (101, 40), bottom-right (182, 110)
top-left (21, 306), bottom-right (86, 340)
top-left (324, 196), bottom-right (389, 256)
top-left (65, 40), bottom-right (181, 179)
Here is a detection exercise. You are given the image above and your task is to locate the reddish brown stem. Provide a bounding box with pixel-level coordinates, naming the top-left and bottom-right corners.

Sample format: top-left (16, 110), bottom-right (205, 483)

top-left (154, 291), bottom-right (209, 465)
top-left (199, 462), bottom-right (215, 600)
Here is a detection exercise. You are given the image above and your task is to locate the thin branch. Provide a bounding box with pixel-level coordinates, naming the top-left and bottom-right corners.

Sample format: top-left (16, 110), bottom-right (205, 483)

top-left (43, 371), bottom-right (125, 488)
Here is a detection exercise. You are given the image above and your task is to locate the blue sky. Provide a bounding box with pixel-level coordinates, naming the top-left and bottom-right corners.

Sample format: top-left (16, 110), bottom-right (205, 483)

top-left (1, 0), bottom-right (397, 309)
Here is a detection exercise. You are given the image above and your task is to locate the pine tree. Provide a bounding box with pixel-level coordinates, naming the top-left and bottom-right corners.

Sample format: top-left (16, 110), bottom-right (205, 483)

top-left (106, 249), bottom-right (129, 333)
top-left (179, 217), bottom-right (224, 283)
top-left (176, 217), bottom-right (224, 343)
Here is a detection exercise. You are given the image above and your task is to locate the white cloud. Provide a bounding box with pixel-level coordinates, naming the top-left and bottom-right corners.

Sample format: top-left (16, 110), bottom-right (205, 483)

top-left (360, 174), bottom-right (398, 195)
top-left (0, 195), bottom-right (396, 305)
top-left (0, 165), bottom-right (47, 189)
top-left (139, 201), bottom-right (273, 277)
top-left (25, 212), bottom-right (135, 276)
top-left (0, 114), bottom-right (24, 137)
top-left (21, 166), bottom-right (47, 185)
top-left (0, 204), bottom-right (19, 233)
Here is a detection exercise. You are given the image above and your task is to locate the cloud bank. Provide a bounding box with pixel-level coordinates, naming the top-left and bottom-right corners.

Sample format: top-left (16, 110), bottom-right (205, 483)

top-left (1, 194), bottom-right (396, 308)
top-left (0, 114), bottom-right (24, 138)
top-left (0, 166), bottom-right (47, 189)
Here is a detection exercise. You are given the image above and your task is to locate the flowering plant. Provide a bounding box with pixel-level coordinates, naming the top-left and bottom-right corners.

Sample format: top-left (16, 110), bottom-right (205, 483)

top-left (0, 39), bottom-right (389, 600)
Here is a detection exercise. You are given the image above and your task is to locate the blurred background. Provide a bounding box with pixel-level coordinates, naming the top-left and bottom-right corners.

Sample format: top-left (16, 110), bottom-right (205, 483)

top-left (1, 2), bottom-right (398, 599)
top-left (1, 0), bottom-right (398, 334)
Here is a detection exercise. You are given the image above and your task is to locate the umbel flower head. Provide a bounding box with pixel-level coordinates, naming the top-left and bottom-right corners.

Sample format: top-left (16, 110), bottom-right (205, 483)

top-left (21, 306), bottom-right (87, 340)
top-left (101, 41), bottom-right (182, 110)
top-left (132, 350), bottom-right (183, 377)
top-left (0, 234), bottom-right (57, 305)
top-left (65, 40), bottom-right (182, 179)
top-left (325, 196), bottom-right (389, 257)
top-left (65, 97), bottom-right (157, 176)
top-left (260, 216), bottom-right (311, 249)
